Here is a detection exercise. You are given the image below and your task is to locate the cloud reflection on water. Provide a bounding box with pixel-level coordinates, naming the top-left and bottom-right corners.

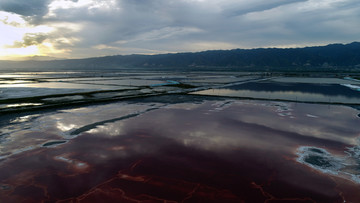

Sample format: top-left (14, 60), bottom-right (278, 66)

top-left (83, 100), bottom-right (360, 153)
top-left (195, 88), bottom-right (360, 104)
top-left (1, 97), bottom-right (360, 201)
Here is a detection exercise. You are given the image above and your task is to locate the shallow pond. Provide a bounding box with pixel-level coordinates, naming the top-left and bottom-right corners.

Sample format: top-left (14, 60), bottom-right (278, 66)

top-left (193, 82), bottom-right (360, 104)
top-left (0, 96), bottom-right (359, 202)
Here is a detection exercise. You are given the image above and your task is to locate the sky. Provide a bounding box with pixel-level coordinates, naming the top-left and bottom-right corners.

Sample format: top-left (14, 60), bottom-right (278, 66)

top-left (0, 0), bottom-right (359, 60)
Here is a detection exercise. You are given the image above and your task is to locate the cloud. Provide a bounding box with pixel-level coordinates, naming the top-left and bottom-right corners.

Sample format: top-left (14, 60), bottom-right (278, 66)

top-left (1, 0), bottom-right (360, 59)
top-left (6, 33), bottom-right (48, 48)
top-left (0, 0), bottom-right (52, 16)
top-left (0, 12), bottom-right (24, 27)
top-left (221, 0), bottom-right (308, 17)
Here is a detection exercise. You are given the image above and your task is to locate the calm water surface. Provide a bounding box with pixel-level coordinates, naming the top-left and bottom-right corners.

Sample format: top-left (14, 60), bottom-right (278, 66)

top-left (193, 82), bottom-right (360, 104)
top-left (0, 96), bottom-right (359, 202)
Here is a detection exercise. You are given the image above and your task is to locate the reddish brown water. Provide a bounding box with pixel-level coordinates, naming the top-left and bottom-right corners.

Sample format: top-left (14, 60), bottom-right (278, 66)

top-left (0, 100), bottom-right (359, 202)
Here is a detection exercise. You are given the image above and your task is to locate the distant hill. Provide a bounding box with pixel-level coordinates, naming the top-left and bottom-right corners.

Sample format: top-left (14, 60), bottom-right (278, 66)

top-left (1, 42), bottom-right (360, 72)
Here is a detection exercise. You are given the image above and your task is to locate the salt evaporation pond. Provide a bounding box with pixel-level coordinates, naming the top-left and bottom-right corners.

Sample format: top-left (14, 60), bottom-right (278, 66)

top-left (193, 81), bottom-right (360, 104)
top-left (0, 94), bottom-right (359, 202)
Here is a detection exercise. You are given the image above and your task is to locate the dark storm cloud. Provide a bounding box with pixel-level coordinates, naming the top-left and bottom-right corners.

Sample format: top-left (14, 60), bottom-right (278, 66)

top-left (0, 0), bottom-right (51, 16)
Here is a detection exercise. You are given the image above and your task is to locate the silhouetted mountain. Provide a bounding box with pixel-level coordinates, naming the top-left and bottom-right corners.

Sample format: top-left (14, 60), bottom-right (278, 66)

top-left (1, 42), bottom-right (360, 71)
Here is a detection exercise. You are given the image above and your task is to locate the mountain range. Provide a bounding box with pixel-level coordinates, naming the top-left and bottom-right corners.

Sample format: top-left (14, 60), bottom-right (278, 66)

top-left (1, 42), bottom-right (360, 72)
